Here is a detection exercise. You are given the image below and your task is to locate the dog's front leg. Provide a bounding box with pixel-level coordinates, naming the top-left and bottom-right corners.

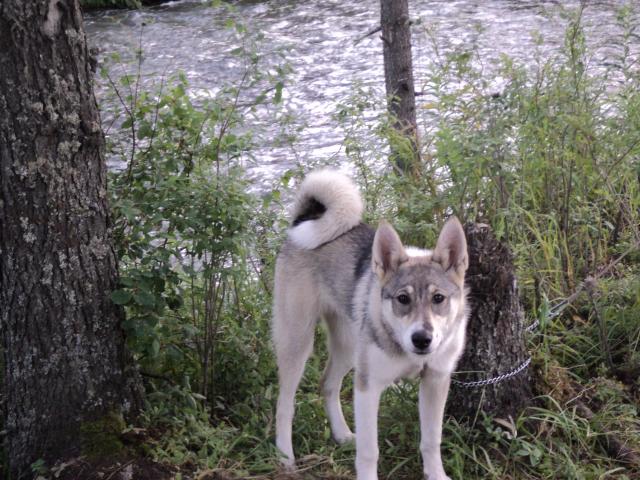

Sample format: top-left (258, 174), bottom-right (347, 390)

top-left (354, 382), bottom-right (383, 480)
top-left (419, 368), bottom-right (452, 480)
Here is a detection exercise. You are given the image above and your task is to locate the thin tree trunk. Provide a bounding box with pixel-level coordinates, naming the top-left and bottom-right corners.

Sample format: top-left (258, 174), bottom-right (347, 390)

top-left (447, 223), bottom-right (532, 420)
top-left (0, 1), bottom-right (142, 477)
top-left (380, 0), bottom-right (419, 174)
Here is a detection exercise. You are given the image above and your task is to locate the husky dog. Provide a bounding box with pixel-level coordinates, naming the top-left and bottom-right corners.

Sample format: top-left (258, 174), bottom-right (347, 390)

top-left (272, 170), bottom-right (469, 480)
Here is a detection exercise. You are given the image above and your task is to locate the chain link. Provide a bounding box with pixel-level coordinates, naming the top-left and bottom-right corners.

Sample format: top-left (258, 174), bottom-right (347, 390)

top-left (451, 356), bottom-right (532, 389)
top-left (451, 317), bottom-right (539, 389)
top-left (525, 319), bottom-right (539, 332)
top-left (525, 296), bottom-right (571, 334)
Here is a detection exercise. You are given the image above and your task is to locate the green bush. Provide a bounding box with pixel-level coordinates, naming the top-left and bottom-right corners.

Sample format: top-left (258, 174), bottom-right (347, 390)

top-left (102, 10), bottom-right (288, 403)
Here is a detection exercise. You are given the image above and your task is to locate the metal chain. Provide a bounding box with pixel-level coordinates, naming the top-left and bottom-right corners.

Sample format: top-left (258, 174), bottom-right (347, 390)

top-left (525, 319), bottom-right (539, 332)
top-left (525, 295), bottom-right (572, 334)
top-left (451, 356), bottom-right (532, 389)
top-left (451, 309), bottom-right (542, 389)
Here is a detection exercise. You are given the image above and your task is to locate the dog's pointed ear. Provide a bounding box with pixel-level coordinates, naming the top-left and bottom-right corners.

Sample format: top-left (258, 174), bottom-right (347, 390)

top-left (432, 216), bottom-right (468, 283)
top-left (372, 221), bottom-right (408, 281)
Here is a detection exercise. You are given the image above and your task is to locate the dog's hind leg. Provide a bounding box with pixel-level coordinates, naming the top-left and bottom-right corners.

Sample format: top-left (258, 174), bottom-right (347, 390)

top-left (273, 290), bottom-right (317, 466)
top-left (321, 313), bottom-right (355, 444)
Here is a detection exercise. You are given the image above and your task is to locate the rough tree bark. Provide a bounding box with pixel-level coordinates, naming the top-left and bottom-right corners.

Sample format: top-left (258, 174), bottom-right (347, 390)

top-left (0, 1), bottom-right (142, 477)
top-left (380, 0), bottom-right (419, 174)
top-left (447, 223), bottom-right (532, 420)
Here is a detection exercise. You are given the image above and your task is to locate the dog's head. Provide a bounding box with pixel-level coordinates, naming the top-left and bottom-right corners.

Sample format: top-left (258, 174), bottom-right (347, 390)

top-left (372, 217), bottom-right (468, 358)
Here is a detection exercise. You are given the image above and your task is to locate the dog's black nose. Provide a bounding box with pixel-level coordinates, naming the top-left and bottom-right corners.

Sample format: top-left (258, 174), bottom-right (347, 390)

top-left (411, 330), bottom-right (432, 351)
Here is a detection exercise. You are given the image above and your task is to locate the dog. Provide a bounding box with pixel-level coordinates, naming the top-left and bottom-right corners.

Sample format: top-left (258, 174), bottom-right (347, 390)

top-left (272, 170), bottom-right (469, 480)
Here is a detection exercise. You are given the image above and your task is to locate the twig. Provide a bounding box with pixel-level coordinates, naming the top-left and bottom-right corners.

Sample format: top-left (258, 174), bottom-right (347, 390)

top-left (354, 25), bottom-right (382, 45)
top-left (585, 278), bottom-right (614, 372)
top-left (105, 460), bottom-right (135, 480)
top-left (549, 239), bottom-right (640, 317)
top-left (249, 255), bottom-right (271, 296)
top-left (140, 371), bottom-right (177, 386)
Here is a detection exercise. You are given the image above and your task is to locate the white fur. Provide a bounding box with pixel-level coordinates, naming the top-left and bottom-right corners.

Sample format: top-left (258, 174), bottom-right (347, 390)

top-left (405, 246), bottom-right (431, 257)
top-left (288, 170), bottom-right (363, 249)
top-left (354, 339), bottom-right (452, 480)
top-left (426, 297), bottom-right (468, 374)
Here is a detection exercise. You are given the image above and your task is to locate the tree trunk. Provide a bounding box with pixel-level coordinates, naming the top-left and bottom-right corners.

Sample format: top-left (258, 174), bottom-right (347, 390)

top-left (0, 1), bottom-right (142, 477)
top-left (380, 0), bottom-right (419, 174)
top-left (447, 223), bottom-right (532, 421)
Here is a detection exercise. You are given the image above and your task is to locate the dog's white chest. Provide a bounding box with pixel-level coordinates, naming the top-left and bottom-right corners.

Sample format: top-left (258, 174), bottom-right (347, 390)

top-left (364, 345), bottom-right (427, 387)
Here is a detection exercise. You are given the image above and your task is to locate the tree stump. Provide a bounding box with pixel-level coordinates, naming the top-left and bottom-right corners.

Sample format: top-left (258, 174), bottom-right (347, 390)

top-left (447, 223), bottom-right (532, 421)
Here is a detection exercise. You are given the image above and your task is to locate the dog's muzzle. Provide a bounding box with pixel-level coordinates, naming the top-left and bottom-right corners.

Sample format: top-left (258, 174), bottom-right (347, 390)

top-left (411, 330), bottom-right (432, 354)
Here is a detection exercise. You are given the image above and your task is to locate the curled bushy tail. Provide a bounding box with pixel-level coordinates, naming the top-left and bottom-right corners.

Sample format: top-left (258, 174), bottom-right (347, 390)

top-left (288, 170), bottom-right (363, 249)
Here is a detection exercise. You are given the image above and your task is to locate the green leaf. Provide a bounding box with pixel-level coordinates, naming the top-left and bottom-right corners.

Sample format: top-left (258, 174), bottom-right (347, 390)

top-left (133, 290), bottom-right (156, 308)
top-left (274, 81), bottom-right (284, 104)
top-left (137, 122), bottom-right (153, 140)
top-left (119, 276), bottom-right (135, 287)
top-left (111, 289), bottom-right (132, 305)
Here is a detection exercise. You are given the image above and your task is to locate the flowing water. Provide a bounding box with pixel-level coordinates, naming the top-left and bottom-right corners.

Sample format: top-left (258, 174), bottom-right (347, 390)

top-left (85, 0), bottom-right (639, 186)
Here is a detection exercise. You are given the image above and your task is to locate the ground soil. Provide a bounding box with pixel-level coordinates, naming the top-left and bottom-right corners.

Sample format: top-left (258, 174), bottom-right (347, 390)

top-left (53, 455), bottom-right (177, 480)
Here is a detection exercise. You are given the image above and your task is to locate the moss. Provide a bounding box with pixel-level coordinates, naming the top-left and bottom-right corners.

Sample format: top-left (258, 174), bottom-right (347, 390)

top-left (80, 411), bottom-right (127, 458)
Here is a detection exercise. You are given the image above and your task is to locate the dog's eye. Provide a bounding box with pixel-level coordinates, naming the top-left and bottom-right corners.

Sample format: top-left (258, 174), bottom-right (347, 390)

top-left (432, 293), bottom-right (445, 304)
top-left (397, 294), bottom-right (411, 305)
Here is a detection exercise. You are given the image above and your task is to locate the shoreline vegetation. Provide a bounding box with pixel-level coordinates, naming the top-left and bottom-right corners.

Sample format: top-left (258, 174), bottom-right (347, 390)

top-left (81, 0), bottom-right (172, 10)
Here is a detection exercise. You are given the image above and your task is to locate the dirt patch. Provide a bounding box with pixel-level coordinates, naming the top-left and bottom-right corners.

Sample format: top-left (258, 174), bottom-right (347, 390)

top-left (51, 455), bottom-right (176, 480)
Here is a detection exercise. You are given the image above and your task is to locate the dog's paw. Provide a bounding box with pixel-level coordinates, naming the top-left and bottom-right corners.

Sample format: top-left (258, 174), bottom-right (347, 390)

top-left (424, 473), bottom-right (451, 480)
top-left (422, 455), bottom-right (450, 480)
top-left (333, 430), bottom-right (355, 445)
top-left (278, 454), bottom-right (295, 469)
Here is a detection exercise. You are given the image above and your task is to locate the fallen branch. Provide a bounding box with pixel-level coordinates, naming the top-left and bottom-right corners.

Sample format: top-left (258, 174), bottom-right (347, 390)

top-left (574, 398), bottom-right (640, 467)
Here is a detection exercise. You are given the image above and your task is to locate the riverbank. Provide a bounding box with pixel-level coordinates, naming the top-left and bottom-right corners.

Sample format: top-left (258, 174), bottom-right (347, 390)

top-left (81, 0), bottom-right (173, 10)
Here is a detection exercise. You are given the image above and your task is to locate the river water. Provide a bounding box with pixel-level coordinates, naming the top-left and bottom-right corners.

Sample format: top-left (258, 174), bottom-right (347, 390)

top-left (84, 0), bottom-right (639, 186)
